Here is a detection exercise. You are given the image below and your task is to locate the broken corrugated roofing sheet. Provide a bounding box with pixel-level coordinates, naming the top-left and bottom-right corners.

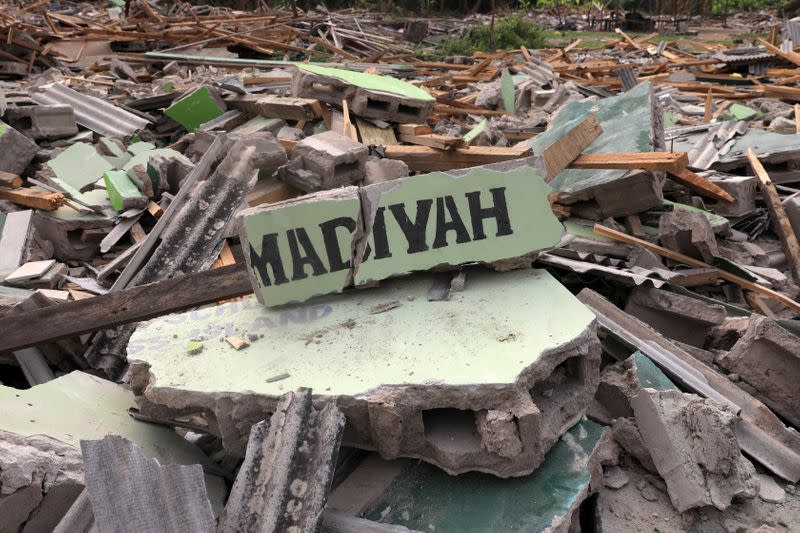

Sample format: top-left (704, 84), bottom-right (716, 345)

top-left (32, 83), bottom-right (149, 137)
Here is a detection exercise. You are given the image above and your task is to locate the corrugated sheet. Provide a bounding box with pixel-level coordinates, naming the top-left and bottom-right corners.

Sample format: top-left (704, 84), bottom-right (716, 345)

top-left (81, 436), bottom-right (215, 533)
top-left (31, 83), bottom-right (149, 138)
top-left (786, 19), bottom-right (800, 47)
top-left (517, 57), bottom-right (554, 88)
top-left (686, 120), bottom-right (748, 170)
top-left (617, 66), bottom-right (638, 92)
top-left (713, 48), bottom-right (775, 65)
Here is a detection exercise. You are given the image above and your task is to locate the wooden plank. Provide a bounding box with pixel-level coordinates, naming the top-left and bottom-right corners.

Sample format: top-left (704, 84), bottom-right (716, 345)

top-left (0, 171), bottom-right (23, 188)
top-left (568, 152), bottom-right (688, 173)
top-left (383, 144), bottom-right (531, 172)
top-left (0, 187), bottom-right (66, 210)
top-left (759, 38), bottom-right (800, 68)
top-left (341, 99), bottom-right (358, 141)
top-left (795, 104), bottom-right (800, 134)
top-left (703, 89), bottom-right (713, 123)
top-left (0, 264), bottom-right (253, 353)
top-left (355, 117), bottom-right (397, 146)
top-left (615, 28), bottom-right (642, 50)
top-left (593, 224), bottom-right (800, 313)
top-left (538, 114), bottom-right (603, 181)
top-left (667, 168), bottom-right (735, 203)
top-left (397, 125), bottom-right (463, 150)
top-left (747, 148), bottom-right (800, 283)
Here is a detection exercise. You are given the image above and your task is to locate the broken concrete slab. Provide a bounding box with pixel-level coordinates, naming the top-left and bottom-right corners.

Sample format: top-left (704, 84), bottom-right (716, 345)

top-left (292, 64), bottom-right (434, 123)
top-left (658, 208), bottom-right (719, 263)
top-left (716, 316), bottom-right (800, 428)
top-left (0, 210), bottom-right (33, 280)
top-left (364, 157), bottom-right (408, 185)
top-left (631, 389), bottom-right (758, 512)
top-left (127, 268), bottom-right (600, 477)
top-left (0, 372), bottom-right (225, 532)
top-left (103, 170), bottom-right (147, 212)
top-left (81, 435), bottom-right (215, 533)
top-left (46, 142), bottom-right (114, 191)
top-left (706, 173), bottom-right (758, 217)
top-left (164, 85), bottom-right (226, 132)
top-left (218, 389), bottom-right (345, 533)
top-left (0, 120), bottom-right (38, 175)
top-left (278, 130), bottom-right (367, 192)
top-left (329, 420), bottom-right (611, 532)
top-left (756, 473), bottom-right (786, 503)
top-left (4, 104), bottom-right (78, 139)
top-left (241, 158), bottom-right (564, 306)
top-left (624, 287), bottom-right (726, 347)
top-left (228, 94), bottom-right (324, 121)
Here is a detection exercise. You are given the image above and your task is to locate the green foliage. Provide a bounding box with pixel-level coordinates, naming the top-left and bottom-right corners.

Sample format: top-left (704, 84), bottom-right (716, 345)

top-left (438, 15), bottom-right (545, 56)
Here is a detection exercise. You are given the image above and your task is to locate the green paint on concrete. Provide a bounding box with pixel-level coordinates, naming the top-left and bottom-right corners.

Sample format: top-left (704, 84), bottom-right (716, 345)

top-left (501, 67), bottom-right (515, 114)
top-left (186, 340), bottom-right (204, 354)
top-left (463, 118), bottom-right (487, 144)
top-left (354, 163), bottom-right (563, 286)
top-left (103, 170), bottom-right (141, 212)
top-left (128, 141), bottom-right (156, 155)
top-left (0, 371), bottom-right (226, 514)
top-left (359, 420), bottom-right (606, 532)
top-left (99, 137), bottom-right (131, 168)
top-left (49, 179), bottom-right (114, 220)
top-left (128, 268), bottom-right (595, 398)
top-left (729, 103), bottom-right (757, 121)
top-left (297, 64), bottom-right (433, 101)
top-left (243, 189), bottom-right (361, 306)
top-left (528, 82), bottom-right (657, 195)
top-left (164, 86), bottom-right (226, 132)
top-left (663, 112), bottom-right (677, 128)
top-left (47, 142), bottom-right (114, 191)
top-left (633, 351), bottom-right (679, 391)
top-left (0, 122), bottom-right (8, 136)
top-left (564, 218), bottom-right (613, 242)
top-left (122, 147), bottom-right (183, 172)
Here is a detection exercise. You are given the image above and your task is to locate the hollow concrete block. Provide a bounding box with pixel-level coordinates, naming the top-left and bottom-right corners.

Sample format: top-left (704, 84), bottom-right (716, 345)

top-left (5, 105), bottom-right (78, 140)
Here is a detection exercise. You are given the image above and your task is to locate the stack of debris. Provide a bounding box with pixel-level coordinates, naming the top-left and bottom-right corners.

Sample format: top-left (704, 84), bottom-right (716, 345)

top-left (1, 1), bottom-right (800, 531)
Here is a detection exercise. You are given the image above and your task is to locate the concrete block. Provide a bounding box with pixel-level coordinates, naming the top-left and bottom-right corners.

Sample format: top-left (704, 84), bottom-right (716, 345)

top-left (4, 105), bottom-right (78, 139)
top-left (0, 120), bottom-right (38, 175)
top-left (631, 389), bottom-right (757, 512)
top-left (658, 208), bottom-right (719, 263)
top-left (706, 174), bottom-right (758, 217)
top-left (364, 157), bottom-right (409, 185)
top-left (164, 85), bottom-right (226, 132)
top-left (292, 64), bottom-right (434, 123)
top-left (0, 210), bottom-right (33, 280)
top-left (716, 317), bottom-right (800, 428)
top-left (127, 268), bottom-right (601, 478)
top-left (279, 131), bottom-right (367, 192)
top-left (624, 287), bottom-right (726, 347)
top-left (103, 170), bottom-right (147, 212)
top-left (786, 196), bottom-right (800, 242)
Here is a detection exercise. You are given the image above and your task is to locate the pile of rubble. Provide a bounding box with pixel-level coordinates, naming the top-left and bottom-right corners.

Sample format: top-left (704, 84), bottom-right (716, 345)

top-left (1, 1), bottom-right (800, 532)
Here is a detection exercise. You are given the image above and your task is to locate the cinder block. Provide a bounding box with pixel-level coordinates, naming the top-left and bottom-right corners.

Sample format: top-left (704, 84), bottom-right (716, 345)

top-left (706, 174), bottom-right (758, 217)
top-left (4, 105), bottom-right (78, 139)
top-left (716, 316), bottom-right (800, 428)
top-left (624, 287), bottom-right (726, 347)
top-left (0, 120), bottom-right (38, 175)
top-left (279, 130), bottom-right (367, 192)
top-left (292, 65), bottom-right (434, 123)
top-left (164, 86), bottom-right (226, 132)
top-left (658, 208), bottom-right (718, 263)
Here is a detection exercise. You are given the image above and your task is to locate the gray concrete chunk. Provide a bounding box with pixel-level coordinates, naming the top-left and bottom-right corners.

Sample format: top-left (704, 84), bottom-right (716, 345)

top-left (4, 105), bottom-right (78, 139)
top-left (279, 131), bottom-right (367, 192)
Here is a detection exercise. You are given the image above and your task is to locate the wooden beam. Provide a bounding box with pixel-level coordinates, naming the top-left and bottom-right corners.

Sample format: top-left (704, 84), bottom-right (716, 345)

top-left (0, 264), bottom-right (253, 354)
top-left (383, 144), bottom-right (531, 172)
top-left (666, 168), bottom-right (736, 204)
top-left (538, 114), bottom-right (603, 181)
top-left (0, 171), bottom-right (23, 188)
top-left (397, 123), bottom-right (464, 150)
top-left (759, 38), bottom-right (800, 68)
top-left (703, 89), bottom-right (713, 123)
top-left (0, 187), bottom-right (66, 210)
top-left (747, 148), bottom-right (800, 283)
top-left (568, 151), bottom-right (688, 173)
top-left (593, 224), bottom-right (800, 313)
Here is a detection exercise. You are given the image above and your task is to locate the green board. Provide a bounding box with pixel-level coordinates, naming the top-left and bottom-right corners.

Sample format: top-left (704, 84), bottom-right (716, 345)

top-left (632, 351), bottom-right (679, 391)
top-left (297, 64), bottom-right (433, 101)
top-left (103, 170), bottom-right (141, 212)
top-left (359, 420), bottom-right (606, 532)
top-left (501, 67), bottom-right (515, 114)
top-left (164, 86), bottom-right (225, 132)
top-left (47, 142), bottom-right (114, 191)
top-left (128, 268), bottom-right (595, 398)
top-left (528, 82), bottom-right (658, 195)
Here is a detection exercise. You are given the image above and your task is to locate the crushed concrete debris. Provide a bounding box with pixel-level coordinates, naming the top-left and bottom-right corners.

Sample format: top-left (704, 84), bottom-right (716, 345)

top-left (2, 3), bottom-right (800, 531)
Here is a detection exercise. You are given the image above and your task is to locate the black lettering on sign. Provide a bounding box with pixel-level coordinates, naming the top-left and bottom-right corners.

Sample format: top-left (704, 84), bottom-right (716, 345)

top-left (433, 195), bottom-right (471, 249)
top-left (319, 216), bottom-right (357, 272)
top-left (250, 233), bottom-right (289, 287)
top-left (465, 187), bottom-right (513, 240)
top-left (389, 199), bottom-right (432, 254)
top-left (287, 228), bottom-right (328, 281)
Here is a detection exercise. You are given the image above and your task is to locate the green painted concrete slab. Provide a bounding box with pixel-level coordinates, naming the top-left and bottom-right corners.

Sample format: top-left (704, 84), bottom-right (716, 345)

top-left (728, 103), bottom-right (757, 121)
top-left (672, 127), bottom-right (800, 168)
top-left (463, 118), bottom-right (487, 144)
top-left (355, 162), bottom-right (563, 286)
top-left (242, 188), bottom-right (361, 306)
top-left (122, 147), bottom-right (183, 172)
top-left (127, 141), bottom-right (156, 155)
top-left (528, 82), bottom-right (657, 195)
top-left (103, 170), bottom-right (141, 212)
top-left (99, 137), bottom-right (131, 168)
top-left (632, 351), bottom-right (679, 391)
top-left (297, 64), bottom-right (433, 101)
top-left (358, 419), bottom-right (606, 532)
top-left (501, 67), bottom-right (515, 114)
top-left (128, 268), bottom-right (595, 398)
top-left (47, 142), bottom-right (114, 191)
top-left (164, 86), bottom-right (225, 132)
